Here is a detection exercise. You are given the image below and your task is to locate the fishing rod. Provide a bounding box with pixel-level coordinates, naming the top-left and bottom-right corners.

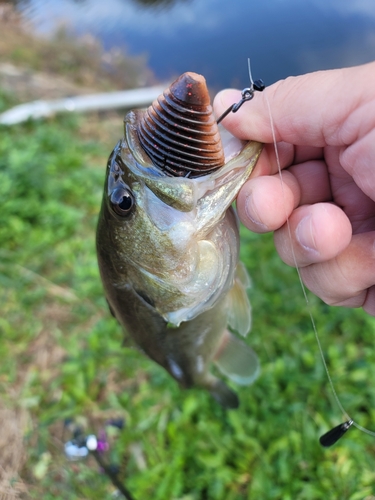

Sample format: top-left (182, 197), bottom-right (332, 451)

top-left (64, 419), bottom-right (136, 500)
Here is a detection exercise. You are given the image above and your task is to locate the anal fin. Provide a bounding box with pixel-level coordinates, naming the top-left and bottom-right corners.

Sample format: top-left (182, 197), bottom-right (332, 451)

top-left (214, 330), bottom-right (260, 386)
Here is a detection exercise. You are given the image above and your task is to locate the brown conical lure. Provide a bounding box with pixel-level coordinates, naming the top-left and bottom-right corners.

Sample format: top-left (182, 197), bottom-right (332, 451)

top-left (137, 72), bottom-right (225, 178)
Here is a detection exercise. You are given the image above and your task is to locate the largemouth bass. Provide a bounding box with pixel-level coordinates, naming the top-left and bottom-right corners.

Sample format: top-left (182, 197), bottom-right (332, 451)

top-left (96, 72), bottom-right (263, 408)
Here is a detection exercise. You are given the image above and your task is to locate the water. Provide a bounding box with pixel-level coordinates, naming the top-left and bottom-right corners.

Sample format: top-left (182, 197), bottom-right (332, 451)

top-left (12, 0), bottom-right (375, 90)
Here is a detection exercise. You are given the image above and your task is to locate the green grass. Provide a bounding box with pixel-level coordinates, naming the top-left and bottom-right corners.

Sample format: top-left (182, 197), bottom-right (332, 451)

top-left (1, 88), bottom-right (375, 499)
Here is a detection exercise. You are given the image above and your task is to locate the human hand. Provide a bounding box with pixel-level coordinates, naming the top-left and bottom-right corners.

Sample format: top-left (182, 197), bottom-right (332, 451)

top-left (214, 62), bottom-right (375, 315)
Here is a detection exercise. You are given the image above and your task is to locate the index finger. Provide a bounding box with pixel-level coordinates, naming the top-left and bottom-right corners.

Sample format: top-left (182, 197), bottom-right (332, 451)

top-left (213, 62), bottom-right (375, 149)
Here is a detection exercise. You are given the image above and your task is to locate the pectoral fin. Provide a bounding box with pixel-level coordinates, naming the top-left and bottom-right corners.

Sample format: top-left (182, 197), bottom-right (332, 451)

top-left (214, 330), bottom-right (260, 386)
top-left (227, 262), bottom-right (252, 337)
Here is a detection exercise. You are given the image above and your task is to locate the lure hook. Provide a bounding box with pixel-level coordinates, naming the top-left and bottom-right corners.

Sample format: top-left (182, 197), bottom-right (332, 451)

top-left (216, 79), bottom-right (265, 124)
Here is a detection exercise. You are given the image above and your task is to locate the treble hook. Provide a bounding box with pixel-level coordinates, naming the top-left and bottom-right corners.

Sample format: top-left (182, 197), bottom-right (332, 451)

top-left (216, 79), bottom-right (265, 124)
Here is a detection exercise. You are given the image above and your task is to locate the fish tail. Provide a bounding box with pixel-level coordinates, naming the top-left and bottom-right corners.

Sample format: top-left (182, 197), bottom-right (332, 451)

top-left (208, 378), bottom-right (240, 409)
top-left (214, 330), bottom-right (260, 386)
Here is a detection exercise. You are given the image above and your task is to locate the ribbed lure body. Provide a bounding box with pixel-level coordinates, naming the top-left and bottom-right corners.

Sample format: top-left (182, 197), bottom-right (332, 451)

top-left (137, 72), bottom-right (224, 178)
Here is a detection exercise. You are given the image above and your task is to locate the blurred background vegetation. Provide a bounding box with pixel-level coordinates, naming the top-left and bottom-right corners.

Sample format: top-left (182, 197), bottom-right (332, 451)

top-left (1, 3), bottom-right (375, 499)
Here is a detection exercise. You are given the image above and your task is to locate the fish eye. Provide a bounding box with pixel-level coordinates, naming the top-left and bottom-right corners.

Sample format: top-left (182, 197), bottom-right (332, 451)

top-left (110, 187), bottom-right (135, 217)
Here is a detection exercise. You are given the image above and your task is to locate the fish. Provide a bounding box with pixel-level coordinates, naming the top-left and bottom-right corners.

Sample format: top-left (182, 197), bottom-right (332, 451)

top-left (96, 72), bottom-right (263, 408)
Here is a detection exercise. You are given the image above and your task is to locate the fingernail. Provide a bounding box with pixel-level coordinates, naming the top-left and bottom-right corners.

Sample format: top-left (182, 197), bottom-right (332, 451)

top-left (296, 215), bottom-right (318, 252)
top-left (245, 193), bottom-right (268, 230)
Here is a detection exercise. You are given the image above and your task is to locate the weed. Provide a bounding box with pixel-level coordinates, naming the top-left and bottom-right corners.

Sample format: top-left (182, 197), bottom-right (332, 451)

top-left (1, 87), bottom-right (375, 499)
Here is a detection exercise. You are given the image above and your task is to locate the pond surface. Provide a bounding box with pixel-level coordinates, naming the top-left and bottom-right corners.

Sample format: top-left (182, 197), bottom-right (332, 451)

top-left (14, 0), bottom-right (375, 90)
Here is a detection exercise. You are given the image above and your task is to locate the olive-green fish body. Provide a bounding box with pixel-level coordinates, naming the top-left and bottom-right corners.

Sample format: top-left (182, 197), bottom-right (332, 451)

top-left (97, 73), bottom-right (262, 408)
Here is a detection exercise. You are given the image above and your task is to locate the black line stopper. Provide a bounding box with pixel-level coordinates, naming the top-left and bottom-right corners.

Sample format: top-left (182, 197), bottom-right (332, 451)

top-left (319, 419), bottom-right (354, 447)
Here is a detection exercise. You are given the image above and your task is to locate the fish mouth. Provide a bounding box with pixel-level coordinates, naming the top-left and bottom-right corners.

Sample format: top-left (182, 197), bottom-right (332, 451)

top-left (137, 72), bottom-right (225, 179)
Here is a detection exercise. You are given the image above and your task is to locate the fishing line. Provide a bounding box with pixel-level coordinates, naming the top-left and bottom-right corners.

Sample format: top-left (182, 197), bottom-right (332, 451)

top-left (264, 89), bottom-right (375, 446)
top-left (218, 59), bottom-right (375, 446)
